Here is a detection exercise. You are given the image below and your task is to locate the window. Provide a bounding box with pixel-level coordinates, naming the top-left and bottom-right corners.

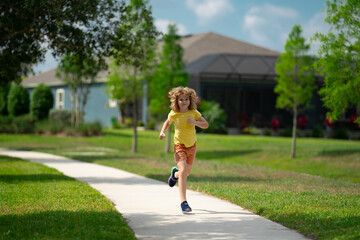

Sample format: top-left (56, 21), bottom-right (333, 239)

top-left (108, 99), bottom-right (117, 108)
top-left (56, 89), bottom-right (65, 109)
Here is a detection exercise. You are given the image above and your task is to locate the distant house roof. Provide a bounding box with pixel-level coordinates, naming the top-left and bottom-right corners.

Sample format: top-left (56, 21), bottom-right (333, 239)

top-left (178, 32), bottom-right (279, 63)
top-left (22, 32), bottom-right (280, 87)
top-left (186, 53), bottom-right (278, 78)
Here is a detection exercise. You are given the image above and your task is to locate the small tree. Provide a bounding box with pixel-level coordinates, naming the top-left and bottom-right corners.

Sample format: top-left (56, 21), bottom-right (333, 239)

top-left (149, 24), bottom-right (188, 154)
top-left (313, 0), bottom-right (360, 125)
top-left (7, 83), bottom-right (30, 116)
top-left (198, 100), bottom-right (227, 134)
top-left (275, 24), bottom-right (316, 159)
top-left (56, 54), bottom-right (105, 127)
top-left (30, 83), bottom-right (54, 119)
top-left (109, 0), bottom-right (159, 153)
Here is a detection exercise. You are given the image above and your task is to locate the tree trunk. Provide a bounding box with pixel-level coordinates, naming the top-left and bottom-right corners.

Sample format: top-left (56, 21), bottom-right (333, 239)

top-left (132, 97), bottom-right (137, 153)
top-left (291, 104), bottom-right (297, 159)
top-left (69, 86), bottom-right (76, 127)
top-left (165, 127), bottom-right (171, 155)
top-left (131, 71), bottom-right (138, 153)
top-left (75, 92), bottom-right (81, 127)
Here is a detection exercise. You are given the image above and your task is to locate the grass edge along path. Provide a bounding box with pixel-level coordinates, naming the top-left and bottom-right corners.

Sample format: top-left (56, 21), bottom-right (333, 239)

top-left (0, 155), bottom-right (136, 240)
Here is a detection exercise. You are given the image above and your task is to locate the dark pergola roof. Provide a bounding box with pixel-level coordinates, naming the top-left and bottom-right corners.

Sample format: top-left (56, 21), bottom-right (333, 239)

top-left (186, 53), bottom-right (278, 78)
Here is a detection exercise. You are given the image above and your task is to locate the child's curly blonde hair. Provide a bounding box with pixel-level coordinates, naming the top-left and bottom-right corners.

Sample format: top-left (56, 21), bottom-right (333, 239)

top-left (168, 86), bottom-right (197, 112)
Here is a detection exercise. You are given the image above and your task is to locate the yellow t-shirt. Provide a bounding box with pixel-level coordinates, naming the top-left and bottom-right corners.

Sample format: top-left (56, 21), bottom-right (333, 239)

top-left (168, 109), bottom-right (202, 147)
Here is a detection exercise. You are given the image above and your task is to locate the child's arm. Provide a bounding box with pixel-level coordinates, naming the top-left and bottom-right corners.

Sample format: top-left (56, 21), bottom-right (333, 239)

top-left (159, 119), bottom-right (171, 140)
top-left (188, 117), bottom-right (209, 129)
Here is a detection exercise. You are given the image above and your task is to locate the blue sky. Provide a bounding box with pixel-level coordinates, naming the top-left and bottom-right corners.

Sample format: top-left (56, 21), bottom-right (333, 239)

top-left (34, 0), bottom-right (329, 74)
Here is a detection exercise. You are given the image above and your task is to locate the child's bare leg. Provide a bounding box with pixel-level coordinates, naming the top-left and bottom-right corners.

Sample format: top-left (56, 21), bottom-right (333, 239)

top-left (176, 160), bottom-right (188, 202)
top-left (175, 164), bottom-right (192, 178)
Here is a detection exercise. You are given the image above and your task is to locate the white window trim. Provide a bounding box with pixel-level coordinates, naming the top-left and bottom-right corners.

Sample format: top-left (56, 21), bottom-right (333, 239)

top-left (108, 99), bottom-right (117, 108)
top-left (56, 89), bottom-right (65, 109)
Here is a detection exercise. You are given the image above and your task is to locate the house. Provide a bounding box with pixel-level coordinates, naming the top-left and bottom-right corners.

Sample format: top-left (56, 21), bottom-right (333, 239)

top-left (22, 32), bottom-right (326, 129)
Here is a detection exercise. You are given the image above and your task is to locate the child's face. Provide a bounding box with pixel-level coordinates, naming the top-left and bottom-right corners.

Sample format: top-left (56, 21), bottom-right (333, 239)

top-left (177, 94), bottom-right (190, 112)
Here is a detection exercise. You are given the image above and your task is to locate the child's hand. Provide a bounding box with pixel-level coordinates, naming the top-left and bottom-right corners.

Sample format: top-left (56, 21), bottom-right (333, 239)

top-left (159, 133), bottom-right (166, 140)
top-left (187, 118), bottom-right (196, 125)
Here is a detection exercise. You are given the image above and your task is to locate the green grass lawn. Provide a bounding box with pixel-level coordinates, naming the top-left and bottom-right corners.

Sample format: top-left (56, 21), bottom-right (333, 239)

top-left (0, 155), bottom-right (135, 240)
top-left (0, 129), bottom-right (359, 240)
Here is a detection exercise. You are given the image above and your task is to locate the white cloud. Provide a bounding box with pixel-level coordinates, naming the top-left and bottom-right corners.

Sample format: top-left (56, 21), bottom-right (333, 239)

top-left (242, 4), bottom-right (300, 51)
top-left (302, 11), bottom-right (330, 54)
top-left (155, 19), bottom-right (188, 35)
top-left (186, 0), bottom-right (234, 25)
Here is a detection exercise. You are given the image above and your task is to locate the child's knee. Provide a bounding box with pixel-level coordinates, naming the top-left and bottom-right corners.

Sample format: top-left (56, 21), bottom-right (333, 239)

top-left (177, 164), bottom-right (187, 177)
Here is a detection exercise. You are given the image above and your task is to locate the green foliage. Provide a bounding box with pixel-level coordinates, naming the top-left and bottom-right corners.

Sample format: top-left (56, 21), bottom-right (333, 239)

top-left (11, 115), bottom-right (36, 133)
top-left (108, 0), bottom-right (159, 152)
top-left (332, 127), bottom-right (349, 139)
top-left (0, 115), bottom-right (35, 133)
top-left (312, 124), bottom-right (324, 138)
top-left (56, 54), bottom-right (106, 127)
top-left (0, 116), bottom-right (12, 133)
top-left (147, 120), bottom-right (155, 130)
top-left (49, 109), bottom-right (72, 129)
top-left (106, 60), bottom-right (139, 105)
top-left (198, 100), bottom-right (227, 133)
top-left (313, 0), bottom-right (360, 125)
top-left (149, 24), bottom-right (188, 118)
top-left (0, 0), bottom-right (121, 86)
top-left (30, 83), bottom-right (54, 119)
top-left (77, 122), bottom-right (103, 136)
top-left (7, 84), bottom-right (30, 116)
top-left (275, 24), bottom-right (316, 158)
top-left (0, 83), bottom-right (10, 115)
top-left (275, 25), bottom-right (316, 111)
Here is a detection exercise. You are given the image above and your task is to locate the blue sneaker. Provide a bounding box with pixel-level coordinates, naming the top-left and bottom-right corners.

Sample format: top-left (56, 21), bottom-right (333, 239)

top-left (181, 201), bottom-right (192, 213)
top-left (168, 166), bottom-right (178, 187)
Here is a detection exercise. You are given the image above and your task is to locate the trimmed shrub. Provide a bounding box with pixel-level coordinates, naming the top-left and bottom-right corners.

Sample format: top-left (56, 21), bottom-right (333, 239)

top-left (0, 115), bottom-right (35, 133)
top-left (0, 115), bottom-right (13, 133)
top-left (31, 84), bottom-right (54, 119)
top-left (49, 109), bottom-right (72, 128)
top-left (77, 121), bottom-right (103, 136)
top-left (12, 115), bottom-right (36, 133)
top-left (7, 84), bottom-right (30, 116)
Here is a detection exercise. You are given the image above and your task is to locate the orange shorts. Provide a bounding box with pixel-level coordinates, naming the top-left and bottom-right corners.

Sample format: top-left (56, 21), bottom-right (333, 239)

top-left (174, 143), bottom-right (197, 165)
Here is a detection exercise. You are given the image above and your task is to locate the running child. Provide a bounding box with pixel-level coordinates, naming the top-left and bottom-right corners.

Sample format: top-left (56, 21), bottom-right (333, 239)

top-left (159, 86), bottom-right (208, 213)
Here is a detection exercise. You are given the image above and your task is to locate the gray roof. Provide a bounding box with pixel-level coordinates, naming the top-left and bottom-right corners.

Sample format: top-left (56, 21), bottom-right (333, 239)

top-left (186, 53), bottom-right (278, 77)
top-left (23, 32), bottom-right (280, 87)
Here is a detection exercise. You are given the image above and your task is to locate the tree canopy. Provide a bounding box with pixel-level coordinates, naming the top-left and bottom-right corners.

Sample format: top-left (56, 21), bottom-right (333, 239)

top-left (149, 24), bottom-right (188, 154)
top-left (0, 0), bottom-right (121, 86)
top-left (150, 24), bottom-right (188, 118)
top-left (313, 0), bottom-right (360, 125)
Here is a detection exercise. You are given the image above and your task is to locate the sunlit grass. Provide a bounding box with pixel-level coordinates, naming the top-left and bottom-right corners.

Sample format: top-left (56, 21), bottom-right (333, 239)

top-left (0, 155), bottom-right (135, 240)
top-left (0, 129), bottom-right (359, 239)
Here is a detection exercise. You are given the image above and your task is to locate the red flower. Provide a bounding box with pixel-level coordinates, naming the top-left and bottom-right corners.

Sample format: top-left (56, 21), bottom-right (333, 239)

top-left (271, 118), bottom-right (279, 131)
top-left (349, 115), bottom-right (359, 129)
top-left (297, 116), bottom-right (308, 129)
top-left (324, 117), bottom-right (334, 129)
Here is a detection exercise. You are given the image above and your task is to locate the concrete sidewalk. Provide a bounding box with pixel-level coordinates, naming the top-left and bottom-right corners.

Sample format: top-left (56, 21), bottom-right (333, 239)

top-left (0, 149), bottom-right (309, 240)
